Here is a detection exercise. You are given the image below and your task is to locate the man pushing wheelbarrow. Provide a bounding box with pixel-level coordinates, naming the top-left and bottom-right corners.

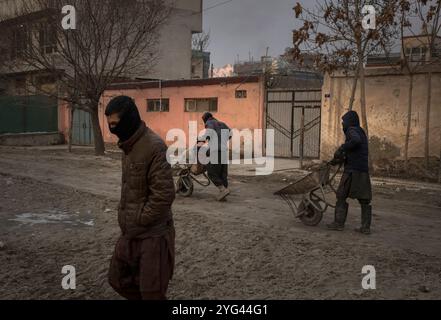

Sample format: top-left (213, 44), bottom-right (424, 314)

top-left (174, 112), bottom-right (232, 201)
top-left (275, 110), bottom-right (372, 235)
top-left (327, 110), bottom-right (372, 235)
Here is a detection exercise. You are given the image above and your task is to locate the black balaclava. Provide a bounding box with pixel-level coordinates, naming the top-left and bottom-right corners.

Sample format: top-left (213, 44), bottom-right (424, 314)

top-left (341, 110), bottom-right (360, 133)
top-left (202, 112), bottom-right (213, 124)
top-left (105, 96), bottom-right (142, 142)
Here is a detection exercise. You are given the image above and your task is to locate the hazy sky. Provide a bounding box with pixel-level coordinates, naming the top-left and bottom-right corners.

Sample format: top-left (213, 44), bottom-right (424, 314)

top-left (202, 0), bottom-right (435, 68)
top-left (203, 0), bottom-right (304, 67)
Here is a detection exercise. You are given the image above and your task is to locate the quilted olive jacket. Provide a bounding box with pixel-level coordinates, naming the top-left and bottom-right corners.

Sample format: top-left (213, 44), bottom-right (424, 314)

top-left (117, 122), bottom-right (175, 239)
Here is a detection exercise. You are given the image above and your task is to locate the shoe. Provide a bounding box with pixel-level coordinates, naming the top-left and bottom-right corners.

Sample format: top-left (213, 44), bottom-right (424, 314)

top-left (217, 186), bottom-right (230, 201)
top-left (327, 201), bottom-right (348, 231)
top-left (356, 204), bottom-right (372, 235)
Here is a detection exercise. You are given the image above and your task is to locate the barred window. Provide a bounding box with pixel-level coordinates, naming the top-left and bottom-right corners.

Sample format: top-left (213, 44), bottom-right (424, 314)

top-left (39, 24), bottom-right (57, 55)
top-left (11, 25), bottom-right (29, 59)
top-left (235, 90), bottom-right (247, 98)
top-left (147, 99), bottom-right (169, 112)
top-left (184, 98), bottom-right (218, 112)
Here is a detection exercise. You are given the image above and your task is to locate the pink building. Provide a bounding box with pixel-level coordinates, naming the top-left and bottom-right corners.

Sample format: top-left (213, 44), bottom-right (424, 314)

top-left (58, 74), bottom-right (324, 159)
top-left (98, 76), bottom-right (265, 145)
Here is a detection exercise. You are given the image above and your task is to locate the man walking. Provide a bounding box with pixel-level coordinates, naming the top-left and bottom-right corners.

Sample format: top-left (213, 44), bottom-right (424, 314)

top-left (200, 112), bottom-right (231, 201)
top-left (327, 110), bottom-right (372, 235)
top-left (105, 96), bottom-right (176, 299)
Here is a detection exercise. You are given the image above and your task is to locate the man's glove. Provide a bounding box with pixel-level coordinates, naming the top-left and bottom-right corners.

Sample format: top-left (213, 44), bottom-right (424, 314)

top-left (330, 146), bottom-right (345, 166)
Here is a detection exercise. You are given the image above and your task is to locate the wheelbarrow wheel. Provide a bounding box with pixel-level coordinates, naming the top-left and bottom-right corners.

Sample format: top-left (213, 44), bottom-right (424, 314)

top-left (298, 199), bottom-right (323, 226)
top-left (177, 176), bottom-right (194, 197)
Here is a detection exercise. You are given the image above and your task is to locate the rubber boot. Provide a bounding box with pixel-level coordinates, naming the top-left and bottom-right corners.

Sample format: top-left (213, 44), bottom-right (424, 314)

top-left (327, 201), bottom-right (348, 231)
top-left (355, 204), bottom-right (372, 235)
top-left (217, 185), bottom-right (230, 201)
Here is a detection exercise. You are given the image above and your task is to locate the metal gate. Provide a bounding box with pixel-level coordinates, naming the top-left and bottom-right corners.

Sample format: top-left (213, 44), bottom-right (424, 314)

top-left (266, 90), bottom-right (321, 158)
top-left (72, 109), bottom-right (94, 145)
top-left (0, 95), bottom-right (58, 134)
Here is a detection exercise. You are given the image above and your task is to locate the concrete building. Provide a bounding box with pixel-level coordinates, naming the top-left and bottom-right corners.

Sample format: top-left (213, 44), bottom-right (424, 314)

top-left (0, 0), bottom-right (203, 139)
top-left (150, 0), bottom-right (203, 80)
top-left (90, 77), bottom-right (265, 147)
top-left (55, 74), bottom-right (324, 159)
top-left (191, 50), bottom-right (211, 79)
top-left (0, 0), bottom-right (202, 90)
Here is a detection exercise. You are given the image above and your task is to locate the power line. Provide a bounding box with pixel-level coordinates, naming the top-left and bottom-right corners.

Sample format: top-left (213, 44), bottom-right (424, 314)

top-left (184, 0), bottom-right (234, 18)
top-left (203, 0), bottom-right (234, 13)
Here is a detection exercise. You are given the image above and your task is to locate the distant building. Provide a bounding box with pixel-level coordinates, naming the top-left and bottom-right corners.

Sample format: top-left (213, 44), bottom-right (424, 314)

top-left (401, 34), bottom-right (441, 65)
top-left (234, 52), bottom-right (322, 82)
top-left (366, 35), bottom-right (441, 68)
top-left (234, 56), bottom-right (276, 76)
top-left (191, 50), bottom-right (211, 79)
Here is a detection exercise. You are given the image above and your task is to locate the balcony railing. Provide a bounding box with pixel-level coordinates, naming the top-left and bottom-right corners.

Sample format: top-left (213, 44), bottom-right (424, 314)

top-left (366, 53), bottom-right (401, 66)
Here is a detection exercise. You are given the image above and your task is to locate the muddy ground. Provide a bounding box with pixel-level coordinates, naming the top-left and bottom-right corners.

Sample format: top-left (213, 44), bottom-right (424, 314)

top-left (0, 146), bottom-right (440, 300)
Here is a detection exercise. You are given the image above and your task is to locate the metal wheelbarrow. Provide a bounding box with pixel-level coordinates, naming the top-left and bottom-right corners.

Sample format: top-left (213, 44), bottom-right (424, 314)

top-left (173, 143), bottom-right (211, 197)
top-left (274, 163), bottom-right (341, 226)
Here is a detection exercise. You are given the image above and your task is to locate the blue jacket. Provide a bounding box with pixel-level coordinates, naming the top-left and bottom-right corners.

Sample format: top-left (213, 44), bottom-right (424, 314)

top-left (340, 111), bottom-right (369, 173)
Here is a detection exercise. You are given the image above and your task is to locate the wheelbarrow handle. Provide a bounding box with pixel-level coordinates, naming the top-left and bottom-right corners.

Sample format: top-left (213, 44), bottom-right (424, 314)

top-left (327, 163), bottom-right (343, 193)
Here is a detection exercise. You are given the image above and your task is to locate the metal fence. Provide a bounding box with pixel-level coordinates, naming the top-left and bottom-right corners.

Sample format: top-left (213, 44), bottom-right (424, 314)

top-left (0, 95), bottom-right (58, 134)
top-left (266, 89), bottom-right (321, 159)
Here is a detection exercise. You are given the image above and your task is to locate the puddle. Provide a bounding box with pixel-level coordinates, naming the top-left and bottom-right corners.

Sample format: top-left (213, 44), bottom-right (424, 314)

top-left (9, 210), bottom-right (94, 227)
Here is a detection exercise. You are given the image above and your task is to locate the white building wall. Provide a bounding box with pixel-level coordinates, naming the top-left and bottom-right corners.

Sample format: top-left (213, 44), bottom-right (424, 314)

top-left (148, 2), bottom-right (202, 80)
top-left (0, 0), bottom-right (203, 81)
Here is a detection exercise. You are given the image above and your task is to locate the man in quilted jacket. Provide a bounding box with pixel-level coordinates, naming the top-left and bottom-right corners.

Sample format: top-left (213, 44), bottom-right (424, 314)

top-left (105, 96), bottom-right (175, 299)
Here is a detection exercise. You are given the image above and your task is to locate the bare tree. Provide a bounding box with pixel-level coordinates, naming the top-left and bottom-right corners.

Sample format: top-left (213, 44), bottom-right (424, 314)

top-left (398, 0), bottom-right (417, 172)
top-left (396, 1), bottom-right (441, 177)
top-left (292, 0), bottom-right (399, 141)
top-left (192, 30), bottom-right (210, 52)
top-left (412, 0), bottom-right (441, 171)
top-left (1, 0), bottom-right (170, 155)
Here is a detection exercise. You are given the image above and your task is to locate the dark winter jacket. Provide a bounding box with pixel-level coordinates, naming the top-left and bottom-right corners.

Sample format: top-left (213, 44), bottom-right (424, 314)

top-left (117, 121), bottom-right (175, 239)
top-left (339, 111), bottom-right (369, 173)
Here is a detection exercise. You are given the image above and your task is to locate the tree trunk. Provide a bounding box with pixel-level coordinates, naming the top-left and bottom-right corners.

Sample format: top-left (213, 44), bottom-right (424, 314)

top-left (359, 63), bottom-right (368, 137)
top-left (424, 71), bottom-right (432, 169)
top-left (404, 74), bottom-right (413, 171)
top-left (90, 106), bottom-right (105, 155)
top-left (68, 105), bottom-right (74, 153)
top-left (439, 132), bottom-right (441, 183)
top-left (348, 62), bottom-right (361, 111)
top-left (358, 59), bottom-right (372, 172)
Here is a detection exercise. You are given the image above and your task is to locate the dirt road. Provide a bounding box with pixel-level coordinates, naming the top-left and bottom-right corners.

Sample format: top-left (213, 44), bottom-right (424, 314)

top-left (0, 146), bottom-right (440, 299)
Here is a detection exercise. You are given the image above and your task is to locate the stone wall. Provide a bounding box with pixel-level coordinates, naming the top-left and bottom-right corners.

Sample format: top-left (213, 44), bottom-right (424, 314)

top-left (0, 132), bottom-right (65, 146)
